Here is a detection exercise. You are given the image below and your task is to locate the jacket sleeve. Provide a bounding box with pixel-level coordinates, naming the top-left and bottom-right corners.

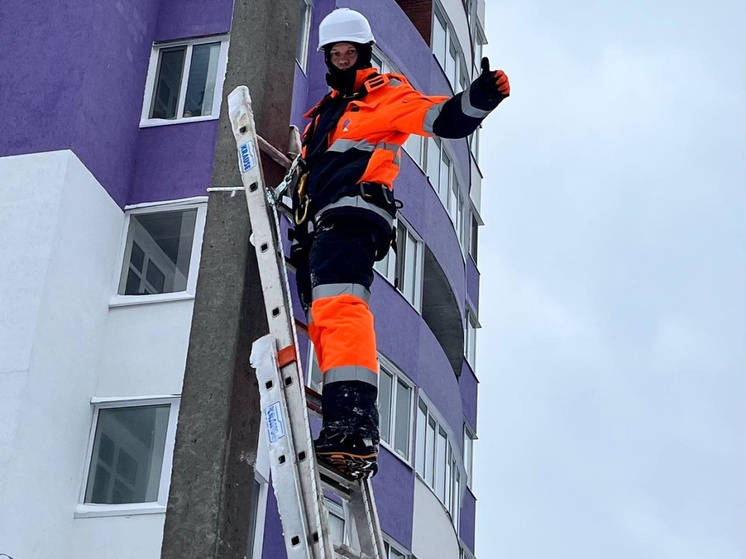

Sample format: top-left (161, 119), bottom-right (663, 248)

top-left (383, 75), bottom-right (493, 139)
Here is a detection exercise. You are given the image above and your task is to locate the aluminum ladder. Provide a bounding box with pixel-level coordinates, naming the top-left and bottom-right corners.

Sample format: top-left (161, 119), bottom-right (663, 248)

top-left (227, 86), bottom-right (386, 559)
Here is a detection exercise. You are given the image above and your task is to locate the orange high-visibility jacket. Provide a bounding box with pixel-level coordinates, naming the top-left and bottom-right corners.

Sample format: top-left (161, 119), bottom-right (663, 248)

top-left (298, 67), bottom-right (491, 228)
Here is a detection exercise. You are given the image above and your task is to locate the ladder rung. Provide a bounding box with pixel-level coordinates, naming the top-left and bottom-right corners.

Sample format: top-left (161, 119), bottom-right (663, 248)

top-left (334, 543), bottom-right (372, 559)
top-left (318, 464), bottom-right (358, 498)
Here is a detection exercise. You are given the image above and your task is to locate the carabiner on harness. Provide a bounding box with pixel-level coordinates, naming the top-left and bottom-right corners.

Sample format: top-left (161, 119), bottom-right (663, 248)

top-left (270, 153), bottom-right (305, 205)
top-left (294, 173), bottom-right (310, 225)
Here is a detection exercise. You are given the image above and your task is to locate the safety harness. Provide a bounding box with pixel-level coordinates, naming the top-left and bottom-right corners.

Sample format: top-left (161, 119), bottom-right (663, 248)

top-left (295, 73), bottom-right (400, 226)
top-left (290, 72), bottom-right (403, 263)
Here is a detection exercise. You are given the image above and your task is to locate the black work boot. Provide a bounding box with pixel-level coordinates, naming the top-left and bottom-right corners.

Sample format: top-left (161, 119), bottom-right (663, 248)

top-left (314, 430), bottom-right (379, 480)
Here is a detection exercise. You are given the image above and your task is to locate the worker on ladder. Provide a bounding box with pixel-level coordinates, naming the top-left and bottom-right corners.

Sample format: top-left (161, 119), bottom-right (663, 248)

top-left (291, 8), bottom-right (510, 479)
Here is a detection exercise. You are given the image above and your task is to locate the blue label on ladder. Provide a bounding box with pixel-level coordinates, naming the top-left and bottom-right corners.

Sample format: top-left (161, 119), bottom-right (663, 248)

top-left (266, 401), bottom-right (286, 443)
top-left (239, 140), bottom-right (258, 174)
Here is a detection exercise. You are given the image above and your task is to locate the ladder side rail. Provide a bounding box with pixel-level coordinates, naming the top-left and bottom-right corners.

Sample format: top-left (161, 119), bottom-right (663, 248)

top-left (251, 336), bottom-right (313, 558)
top-left (345, 479), bottom-right (385, 558)
top-left (228, 86), bottom-right (334, 559)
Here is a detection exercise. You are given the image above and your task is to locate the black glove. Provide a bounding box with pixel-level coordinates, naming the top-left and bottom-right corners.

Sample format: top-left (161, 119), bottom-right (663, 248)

top-left (469, 57), bottom-right (510, 111)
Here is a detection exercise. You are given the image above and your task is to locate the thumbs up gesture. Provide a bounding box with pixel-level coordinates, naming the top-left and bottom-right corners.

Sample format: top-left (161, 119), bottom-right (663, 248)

top-left (470, 57), bottom-right (510, 111)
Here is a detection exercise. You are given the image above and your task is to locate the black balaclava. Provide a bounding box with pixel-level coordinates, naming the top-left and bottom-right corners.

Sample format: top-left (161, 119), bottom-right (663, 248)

top-left (323, 42), bottom-right (373, 94)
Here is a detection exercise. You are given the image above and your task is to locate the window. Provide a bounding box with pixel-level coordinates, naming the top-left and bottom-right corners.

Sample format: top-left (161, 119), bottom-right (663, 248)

top-left (374, 217), bottom-right (424, 312)
top-left (141, 36), bottom-right (229, 127)
top-left (448, 168), bottom-right (465, 247)
top-left (469, 213), bottom-right (479, 263)
top-left (325, 498), bottom-right (348, 546)
top-left (432, 7), bottom-right (467, 94)
top-left (114, 199), bottom-right (207, 305)
top-left (77, 397), bottom-right (179, 517)
top-left (425, 138), bottom-right (466, 245)
top-left (425, 415), bottom-right (436, 486)
top-left (432, 11), bottom-right (448, 66)
top-left (435, 427), bottom-right (447, 501)
top-left (404, 133), bottom-right (425, 169)
top-left (463, 426), bottom-right (475, 490)
top-left (296, 0), bottom-right (313, 72)
top-left (371, 47), bottom-right (400, 75)
top-left (378, 357), bottom-right (414, 462)
top-left (247, 476), bottom-right (269, 558)
top-left (425, 137), bottom-right (442, 189)
top-left (396, 220), bottom-right (424, 310)
top-left (468, 127), bottom-right (480, 162)
top-left (439, 148), bottom-right (451, 200)
top-left (465, 310), bottom-right (477, 366)
top-left (415, 397), bottom-right (466, 525)
top-left (384, 539), bottom-right (410, 558)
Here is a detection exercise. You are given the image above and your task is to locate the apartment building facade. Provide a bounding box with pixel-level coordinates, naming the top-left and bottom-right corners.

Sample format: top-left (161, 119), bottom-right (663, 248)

top-left (0, 1), bottom-right (488, 557)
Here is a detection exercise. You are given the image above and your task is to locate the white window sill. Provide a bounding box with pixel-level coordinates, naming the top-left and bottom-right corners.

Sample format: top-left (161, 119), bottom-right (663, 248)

top-left (139, 115), bottom-right (219, 129)
top-left (75, 502), bottom-right (166, 519)
top-left (109, 291), bottom-right (196, 308)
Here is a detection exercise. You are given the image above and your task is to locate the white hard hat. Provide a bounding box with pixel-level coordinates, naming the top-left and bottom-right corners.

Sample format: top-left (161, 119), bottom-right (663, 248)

top-left (317, 8), bottom-right (376, 51)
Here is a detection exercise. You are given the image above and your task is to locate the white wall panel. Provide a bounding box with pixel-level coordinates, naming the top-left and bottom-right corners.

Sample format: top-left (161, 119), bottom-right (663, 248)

top-left (97, 300), bottom-right (194, 397)
top-left (0, 150), bottom-right (124, 559)
top-left (72, 514), bottom-right (167, 559)
top-left (412, 476), bottom-right (460, 559)
top-left (0, 151), bottom-right (67, 374)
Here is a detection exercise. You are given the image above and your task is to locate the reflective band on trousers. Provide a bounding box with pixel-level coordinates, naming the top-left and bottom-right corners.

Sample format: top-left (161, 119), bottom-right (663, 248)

top-left (312, 283), bottom-right (371, 304)
top-left (328, 138), bottom-right (401, 164)
top-left (315, 195), bottom-right (395, 228)
top-left (460, 85), bottom-right (492, 119)
top-left (324, 365), bottom-right (379, 387)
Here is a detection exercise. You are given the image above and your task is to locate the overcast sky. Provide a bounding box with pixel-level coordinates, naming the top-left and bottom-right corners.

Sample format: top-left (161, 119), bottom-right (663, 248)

top-left (474, 1), bottom-right (744, 558)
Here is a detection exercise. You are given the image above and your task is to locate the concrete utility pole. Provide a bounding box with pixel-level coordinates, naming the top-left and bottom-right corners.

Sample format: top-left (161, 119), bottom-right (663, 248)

top-left (161, 1), bottom-right (302, 557)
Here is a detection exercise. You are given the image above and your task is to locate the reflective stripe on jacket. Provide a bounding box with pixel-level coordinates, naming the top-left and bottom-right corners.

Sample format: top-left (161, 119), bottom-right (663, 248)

top-left (300, 69), bottom-right (449, 218)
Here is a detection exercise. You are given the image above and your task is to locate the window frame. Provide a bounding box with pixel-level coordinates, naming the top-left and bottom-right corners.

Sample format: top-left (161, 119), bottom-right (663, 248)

top-left (384, 536), bottom-right (412, 558)
top-left (247, 473), bottom-right (269, 558)
top-left (395, 217), bottom-right (425, 312)
top-left (415, 394), bottom-right (468, 527)
top-left (295, 0), bottom-right (314, 72)
top-left (110, 197), bottom-right (207, 307)
top-left (464, 308), bottom-right (478, 366)
top-left (431, 4), bottom-right (468, 94)
top-left (325, 497), bottom-right (350, 547)
top-left (463, 424), bottom-right (476, 490)
top-left (139, 35), bottom-right (229, 128)
top-left (75, 395), bottom-right (180, 518)
top-left (424, 138), bottom-right (468, 248)
top-left (378, 354), bottom-right (416, 465)
top-left (374, 215), bottom-right (424, 313)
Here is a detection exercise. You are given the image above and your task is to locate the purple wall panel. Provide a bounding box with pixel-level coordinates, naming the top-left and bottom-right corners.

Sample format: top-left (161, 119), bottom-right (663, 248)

top-left (155, 0), bottom-right (232, 41)
top-left (460, 488), bottom-right (477, 552)
top-left (460, 361), bottom-right (478, 432)
top-left (372, 285), bottom-right (463, 437)
top-left (0, 0), bottom-right (158, 206)
top-left (129, 121), bottom-right (218, 204)
top-left (1, 3), bottom-right (92, 156)
top-left (71, 0), bottom-right (159, 206)
top-left (373, 449), bottom-right (415, 548)
top-left (261, 484), bottom-right (287, 559)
